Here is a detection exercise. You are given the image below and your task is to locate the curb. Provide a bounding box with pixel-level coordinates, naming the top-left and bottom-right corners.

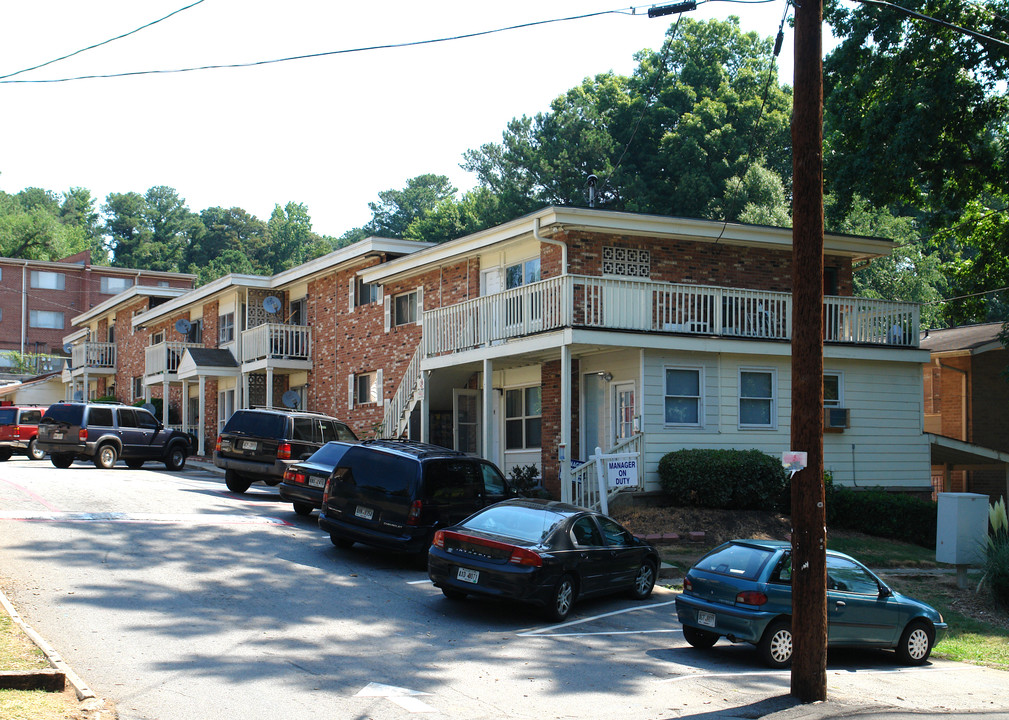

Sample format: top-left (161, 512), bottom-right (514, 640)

top-left (0, 585), bottom-right (95, 701)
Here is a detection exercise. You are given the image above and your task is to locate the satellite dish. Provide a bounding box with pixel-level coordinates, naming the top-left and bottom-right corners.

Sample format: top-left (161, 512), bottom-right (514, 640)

top-left (63, 342), bottom-right (74, 355)
top-left (281, 391), bottom-right (301, 409)
top-left (73, 390), bottom-right (84, 402)
top-left (263, 296), bottom-right (282, 314)
top-left (143, 402), bottom-right (157, 415)
top-left (175, 318), bottom-right (192, 335)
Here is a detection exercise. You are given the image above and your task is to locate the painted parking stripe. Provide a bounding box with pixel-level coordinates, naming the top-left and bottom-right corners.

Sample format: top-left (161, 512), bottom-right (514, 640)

top-left (659, 664), bottom-right (974, 683)
top-left (0, 511), bottom-right (291, 526)
top-left (518, 598), bottom-right (678, 637)
top-left (0, 478), bottom-right (62, 511)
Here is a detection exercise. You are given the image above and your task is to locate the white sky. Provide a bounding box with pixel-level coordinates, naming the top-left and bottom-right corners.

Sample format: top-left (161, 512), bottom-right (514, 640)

top-left (0, 1), bottom-right (834, 239)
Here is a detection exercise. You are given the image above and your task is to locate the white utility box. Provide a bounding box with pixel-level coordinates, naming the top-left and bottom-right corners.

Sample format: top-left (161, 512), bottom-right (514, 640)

top-left (936, 492), bottom-right (988, 566)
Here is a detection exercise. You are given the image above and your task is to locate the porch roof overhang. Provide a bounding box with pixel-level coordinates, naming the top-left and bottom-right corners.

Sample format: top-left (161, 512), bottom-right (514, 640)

top-left (928, 433), bottom-right (1009, 470)
top-left (177, 348), bottom-right (240, 380)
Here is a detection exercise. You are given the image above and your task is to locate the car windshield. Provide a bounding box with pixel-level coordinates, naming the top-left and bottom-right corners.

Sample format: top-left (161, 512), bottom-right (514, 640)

top-left (41, 404), bottom-right (84, 425)
top-left (224, 412), bottom-right (286, 437)
top-left (0, 408), bottom-right (16, 424)
top-left (695, 542), bottom-right (776, 581)
top-left (461, 505), bottom-right (565, 544)
top-left (306, 442), bottom-right (354, 468)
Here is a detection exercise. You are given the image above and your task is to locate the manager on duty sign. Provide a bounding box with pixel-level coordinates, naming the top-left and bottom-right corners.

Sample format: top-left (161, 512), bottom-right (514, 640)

top-left (606, 457), bottom-right (639, 487)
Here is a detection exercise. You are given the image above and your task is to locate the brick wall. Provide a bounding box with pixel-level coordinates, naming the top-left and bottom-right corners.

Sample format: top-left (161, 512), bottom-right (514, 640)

top-left (971, 349), bottom-right (1009, 454)
top-left (116, 297), bottom-right (152, 405)
top-left (540, 357), bottom-right (580, 499)
top-left (937, 357), bottom-right (969, 442)
top-left (308, 273), bottom-right (338, 416)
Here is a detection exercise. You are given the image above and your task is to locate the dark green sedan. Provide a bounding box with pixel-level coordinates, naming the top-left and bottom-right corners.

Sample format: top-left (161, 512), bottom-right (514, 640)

top-left (675, 539), bottom-right (948, 668)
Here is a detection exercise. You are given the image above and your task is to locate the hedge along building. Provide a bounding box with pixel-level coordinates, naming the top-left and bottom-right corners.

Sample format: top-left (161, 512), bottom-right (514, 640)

top-left (359, 206), bottom-right (932, 502)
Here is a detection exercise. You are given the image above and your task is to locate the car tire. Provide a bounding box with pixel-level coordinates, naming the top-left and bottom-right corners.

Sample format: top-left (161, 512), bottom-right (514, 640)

top-left (683, 625), bottom-right (719, 649)
top-left (329, 533), bottom-right (354, 550)
top-left (0, 449), bottom-right (11, 461)
top-left (94, 444), bottom-right (118, 469)
top-left (441, 587), bottom-right (467, 601)
top-left (264, 478), bottom-right (281, 487)
top-left (51, 453), bottom-right (74, 469)
top-left (28, 439), bottom-right (45, 461)
top-left (125, 459), bottom-right (145, 469)
top-left (225, 470), bottom-right (252, 494)
top-left (164, 445), bottom-right (187, 471)
top-left (545, 574), bottom-right (576, 622)
top-left (896, 620), bottom-right (934, 665)
top-left (758, 619), bottom-right (793, 668)
top-left (629, 560), bottom-right (657, 600)
top-left (292, 502), bottom-right (313, 517)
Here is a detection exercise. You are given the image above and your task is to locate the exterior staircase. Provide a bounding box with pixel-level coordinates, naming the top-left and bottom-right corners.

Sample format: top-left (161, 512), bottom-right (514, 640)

top-left (379, 346), bottom-right (423, 439)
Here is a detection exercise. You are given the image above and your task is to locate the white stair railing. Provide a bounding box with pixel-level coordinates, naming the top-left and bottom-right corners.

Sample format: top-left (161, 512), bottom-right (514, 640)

top-left (569, 433), bottom-right (644, 512)
top-left (379, 345), bottom-right (424, 439)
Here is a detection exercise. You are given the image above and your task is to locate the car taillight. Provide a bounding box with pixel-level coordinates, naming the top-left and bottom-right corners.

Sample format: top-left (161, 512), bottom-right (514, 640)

top-left (322, 479), bottom-right (330, 504)
top-left (432, 530), bottom-right (445, 548)
top-left (277, 442), bottom-right (292, 460)
top-left (406, 500), bottom-right (423, 526)
top-left (683, 577), bottom-right (693, 592)
top-left (508, 547), bottom-right (543, 567)
top-left (438, 530), bottom-right (543, 567)
top-left (215, 435), bottom-right (222, 452)
top-left (284, 469), bottom-right (306, 484)
top-left (736, 591), bottom-right (768, 606)
top-left (79, 428), bottom-right (88, 442)
top-left (13, 425), bottom-right (21, 440)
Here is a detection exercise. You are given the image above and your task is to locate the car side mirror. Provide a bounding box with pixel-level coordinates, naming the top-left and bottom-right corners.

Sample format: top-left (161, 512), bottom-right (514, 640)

top-left (878, 585), bottom-right (892, 599)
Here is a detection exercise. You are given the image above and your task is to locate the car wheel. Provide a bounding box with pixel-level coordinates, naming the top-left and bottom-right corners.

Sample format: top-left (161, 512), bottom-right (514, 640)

top-left (683, 625), bottom-right (719, 649)
top-left (51, 453), bottom-right (74, 469)
top-left (758, 619), bottom-right (793, 668)
top-left (0, 449), bottom-right (11, 461)
top-left (896, 620), bottom-right (934, 665)
top-left (28, 439), bottom-right (45, 461)
top-left (263, 478), bottom-right (281, 487)
top-left (125, 459), bottom-right (145, 469)
top-left (164, 445), bottom-right (187, 471)
top-left (441, 587), bottom-right (467, 601)
top-left (545, 574), bottom-right (576, 622)
top-left (225, 470), bottom-right (252, 494)
top-left (629, 560), bottom-right (657, 600)
top-left (330, 533), bottom-right (354, 550)
top-left (94, 444), bottom-right (118, 469)
top-left (292, 502), bottom-right (313, 517)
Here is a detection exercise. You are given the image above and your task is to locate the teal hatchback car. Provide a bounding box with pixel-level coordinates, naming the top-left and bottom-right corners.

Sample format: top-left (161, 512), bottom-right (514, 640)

top-left (675, 539), bottom-right (947, 668)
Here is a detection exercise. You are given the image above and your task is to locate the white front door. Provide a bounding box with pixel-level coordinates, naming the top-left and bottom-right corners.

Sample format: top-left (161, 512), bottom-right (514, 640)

top-left (614, 382), bottom-right (635, 443)
top-left (453, 389), bottom-right (481, 455)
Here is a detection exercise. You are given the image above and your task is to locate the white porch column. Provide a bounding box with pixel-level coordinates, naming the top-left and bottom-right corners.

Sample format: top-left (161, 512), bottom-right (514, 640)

top-left (82, 372), bottom-right (90, 400)
top-left (162, 380), bottom-right (170, 425)
top-left (198, 375), bottom-right (207, 456)
top-left (420, 371), bottom-right (430, 444)
top-left (241, 372), bottom-right (249, 409)
top-left (181, 380), bottom-right (189, 434)
top-left (482, 358), bottom-right (494, 464)
top-left (266, 368), bottom-right (274, 409)
top-left (560, 345), bottom-right (572, 504)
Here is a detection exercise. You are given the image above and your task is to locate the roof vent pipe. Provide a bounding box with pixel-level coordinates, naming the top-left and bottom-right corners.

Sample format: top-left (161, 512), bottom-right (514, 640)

top-left (533, 217), bottom-right (567, 275)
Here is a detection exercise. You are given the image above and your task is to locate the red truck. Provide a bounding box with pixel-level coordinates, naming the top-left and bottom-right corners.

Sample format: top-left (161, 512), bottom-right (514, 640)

top-left (0, 405), bottom-right (46, 460)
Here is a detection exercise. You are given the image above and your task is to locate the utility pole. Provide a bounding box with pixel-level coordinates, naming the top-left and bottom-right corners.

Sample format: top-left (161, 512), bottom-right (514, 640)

top-left (790, 0), bottom-right (828, 702)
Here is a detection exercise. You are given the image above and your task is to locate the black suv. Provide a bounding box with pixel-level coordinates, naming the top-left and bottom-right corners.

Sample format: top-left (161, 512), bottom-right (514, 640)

top-left (214, 409), bottom-right (358, 494)
top-left (36, 402), bottom-right (192, 470)
top-left (318, 439), bottom-right (515, 555)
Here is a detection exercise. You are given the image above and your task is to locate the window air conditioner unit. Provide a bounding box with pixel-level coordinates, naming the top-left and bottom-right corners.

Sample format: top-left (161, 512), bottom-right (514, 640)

top-left (823, 407), bottom-right (850, 430)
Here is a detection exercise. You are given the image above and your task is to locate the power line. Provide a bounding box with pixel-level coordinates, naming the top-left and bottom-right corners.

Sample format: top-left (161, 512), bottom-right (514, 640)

top-left (0, 0), bottom-right (207, 81)
top-left (853, 0), bottom-right (1009, 50)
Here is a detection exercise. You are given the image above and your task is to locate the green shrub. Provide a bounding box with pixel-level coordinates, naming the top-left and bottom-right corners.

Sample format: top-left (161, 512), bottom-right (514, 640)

top-left (826, 486), bottom-right (937, 549)
top-left (981, 498), bottom-right (1009, 609)
top-left (508, 464), bottom-right (551, 499)
top-left (657, 448), bottom-right (787, 510)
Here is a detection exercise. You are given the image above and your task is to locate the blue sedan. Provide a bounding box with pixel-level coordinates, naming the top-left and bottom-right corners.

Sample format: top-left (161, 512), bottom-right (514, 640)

top-left (675, 539), bottom-right (948, 667)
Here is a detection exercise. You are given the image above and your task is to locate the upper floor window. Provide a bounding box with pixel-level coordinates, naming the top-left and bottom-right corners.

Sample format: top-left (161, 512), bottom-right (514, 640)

top-left (664, 367), bottom-right (702, 426)
top-left (354, 278), bottom-right (379, 307)
top-left (602, 246), bottom-right (650, 278)
top-left (31, 270), bottom-right (64, 290)
top-left (100, 276), bottom-right (133, 294)
top-left (157, 280), bottom-right (170, 288)
top-left (739, 369), bottom-right (775, 428)
top-left (186, 318), bottom-right (202, 343)
top-left (29, 310), bottom-right (64, 329)
top-left (506, 258), bottom-right (541, 290)
top-left (505, 386), bottom-right (542, 450)
top-left (394, 290), bottom-right (418, 326)
top-left (219, 312), bottom-right (235, 343)
top-left (151, 331), bottom-right (165, 345)
top-left (290, 297), bottom-right (306, 325)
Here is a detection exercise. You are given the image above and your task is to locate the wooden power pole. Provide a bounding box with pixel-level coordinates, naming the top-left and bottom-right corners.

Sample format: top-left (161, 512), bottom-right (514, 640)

top-left (790, 0), bottom-right (828, 702)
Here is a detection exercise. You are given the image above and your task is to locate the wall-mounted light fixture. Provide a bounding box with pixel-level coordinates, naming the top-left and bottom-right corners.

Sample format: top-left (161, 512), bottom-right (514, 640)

top-left (597, 371), bottom-right (613, 382)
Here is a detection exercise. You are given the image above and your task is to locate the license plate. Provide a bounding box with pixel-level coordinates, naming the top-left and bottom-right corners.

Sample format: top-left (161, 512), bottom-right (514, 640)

top-left (456, 567), bottom-right (479, 584)
top-left (242, 440), bottom-right (257, 451)
top-left (355, 505), bottom-right (374, 520)
top-left (308, 476), bottom-right (326, 489)
top-left (698, 611), bottom-right (716, 628)
top-left (53, 432), bottom-right (64, 440)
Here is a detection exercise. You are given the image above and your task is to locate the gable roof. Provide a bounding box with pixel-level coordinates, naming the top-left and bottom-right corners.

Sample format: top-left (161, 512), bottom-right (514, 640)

top-left (920, 322), bottom-right (1006, 356)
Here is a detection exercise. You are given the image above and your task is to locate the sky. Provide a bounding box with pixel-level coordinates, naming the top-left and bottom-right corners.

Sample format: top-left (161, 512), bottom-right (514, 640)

top-left (0, 0), bottom-right (837, 240)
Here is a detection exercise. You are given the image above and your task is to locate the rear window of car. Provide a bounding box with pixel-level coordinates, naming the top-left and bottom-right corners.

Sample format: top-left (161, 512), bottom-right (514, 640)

top-left (306, 442), bottom-right (354, 467)
top-left (42, 404), bottom-right (85, 425)
top-left (223, 412), bottom-right (287, 438)
top-left (461, 505), bottom-right (566, 544)
top-left (0, 408), bottom-right (16, 424)
top-left (695, 542), bottom-right (776, 581)
top-left (337, 447), bottom-right (418, 496)
top-left (19, 410), bottom-right (42, 424)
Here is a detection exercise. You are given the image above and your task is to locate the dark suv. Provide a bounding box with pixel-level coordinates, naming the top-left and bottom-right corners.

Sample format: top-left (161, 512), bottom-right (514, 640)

top-left (0, 405), bottom-right (46, 461)
top-left (36, 402), bottom-right (192, 470)
top-left (214, 409), bottom-right (358, 494)
top-left (318, 439), bottom-right (516, 555)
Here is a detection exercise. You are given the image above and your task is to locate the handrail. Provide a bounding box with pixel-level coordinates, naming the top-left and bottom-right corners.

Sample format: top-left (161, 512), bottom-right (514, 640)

top-left (379, 345), bottom-right (424, 438)
top-left (569, 432), bottom-right (644, 511)
top-left (72, 342), bottom-right (116, 369)
top-left (240, 323), bottom-right (312, 363)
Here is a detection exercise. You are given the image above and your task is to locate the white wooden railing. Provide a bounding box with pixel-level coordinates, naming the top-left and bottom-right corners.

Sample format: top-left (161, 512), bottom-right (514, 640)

top-left (568, 432), bottom-right (645, 512)
top-left (379, 345), bottom-right (424, 439)
top-left (240, 324), bottom-right (312, 363)
top-left (145, 341), bottom-right (202, 377)
top-left (72, 342), bottom-right (116, 370)
top-left (424, 275), bottom-right (919, 356)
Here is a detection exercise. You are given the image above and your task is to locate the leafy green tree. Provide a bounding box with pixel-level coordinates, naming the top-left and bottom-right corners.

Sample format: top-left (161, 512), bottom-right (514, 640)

top-left (365, 174), bottom-right (457, 238)
top-left (189, 206), bottom-right (267, 274)
top-left (705, 162), bottom-right (791, 227)
top-left (403, 187), bottom-right (506, 244)
top-left (102, 191), bottom-right (148, 266)
top-left (189, 248), bottom-right (257, 286)
top-left (140, 186), bottom-right (198, 272)
top-left (0, 189), bottom-right (92, 261)
top-left (266, 202), bottom-right (331, 270)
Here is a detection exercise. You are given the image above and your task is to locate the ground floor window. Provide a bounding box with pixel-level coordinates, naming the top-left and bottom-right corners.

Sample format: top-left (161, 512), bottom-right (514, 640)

top-left (664, 367), bottom-right (702, 425)
top-left (505, 386), bottom-right (541, 450)
top-left (739, 369), bottom-right (775, 428)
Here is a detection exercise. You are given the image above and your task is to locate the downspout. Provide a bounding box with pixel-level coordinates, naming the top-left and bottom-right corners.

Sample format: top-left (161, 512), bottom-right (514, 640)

top-left (533, 217), bottom-right (567, 275)
top-left (21, 262), bottom-right (28, 355)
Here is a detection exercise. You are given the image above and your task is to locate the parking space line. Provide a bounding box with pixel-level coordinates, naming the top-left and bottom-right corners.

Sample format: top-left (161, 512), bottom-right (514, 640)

top-left (518, 598), bottom-right (678, 637)
top-left (0, 478), bottom-right (62, 512)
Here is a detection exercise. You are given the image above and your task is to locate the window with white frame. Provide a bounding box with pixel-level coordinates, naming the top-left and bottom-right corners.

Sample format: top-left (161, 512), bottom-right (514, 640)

top-left (29, 310), bottom-right (64, 329)
top-left (739, 369), bottom-right (776, 427)
top-left (394, 290), bottom-right (418, 326)
top-left (100, 276), bottom-right (133, 294)
top-left (505, 386), bottom-right (542, 450)
top-left (219, 312), bottom-right (235, 343)
top-left (355, 278), bottom-right (378, 307)
top-left (132, 377), bottom-right (144, 403)
top-left (157, 280), bottom-right (170, 288)
top-left (151, 331), bottom-right (164, 345)
top-left (664, 367), bottom-right (702, 425)
top-left (824, 372), bottom-right (843, 408)
top-left (30, 270), bottom-right (65, 290)
top-left (505, 258), bottom-right (541, 289)
top-left (353, 372), bottom-right (378, 405)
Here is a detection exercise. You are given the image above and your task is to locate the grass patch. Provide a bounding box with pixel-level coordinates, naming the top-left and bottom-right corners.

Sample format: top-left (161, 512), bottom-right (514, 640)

top-left (0, 689), bottom-right (76, 720)
top-left (0, 615), bottom-right (49, 672)
top-left (827, 532), bottom-right (937, 568)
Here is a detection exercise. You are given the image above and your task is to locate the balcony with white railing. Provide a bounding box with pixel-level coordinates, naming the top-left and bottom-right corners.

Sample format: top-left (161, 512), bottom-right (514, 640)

top-left (145, 341), bottom-right (203, 378)
top-left (423, 275), bottom-right (920, 357)
top-left (71, 342), bottom-right (116, 374)
top-left (240, 323), bottom-right (312, 364)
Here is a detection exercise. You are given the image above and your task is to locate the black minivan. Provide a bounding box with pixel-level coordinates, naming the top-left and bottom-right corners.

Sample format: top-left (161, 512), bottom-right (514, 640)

top-left (318, 439), bottom-right (515, 554)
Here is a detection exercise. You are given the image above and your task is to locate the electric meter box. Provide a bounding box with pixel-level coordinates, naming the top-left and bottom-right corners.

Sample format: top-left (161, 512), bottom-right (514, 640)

top-left (936, 492), bottom-right (988, 566)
